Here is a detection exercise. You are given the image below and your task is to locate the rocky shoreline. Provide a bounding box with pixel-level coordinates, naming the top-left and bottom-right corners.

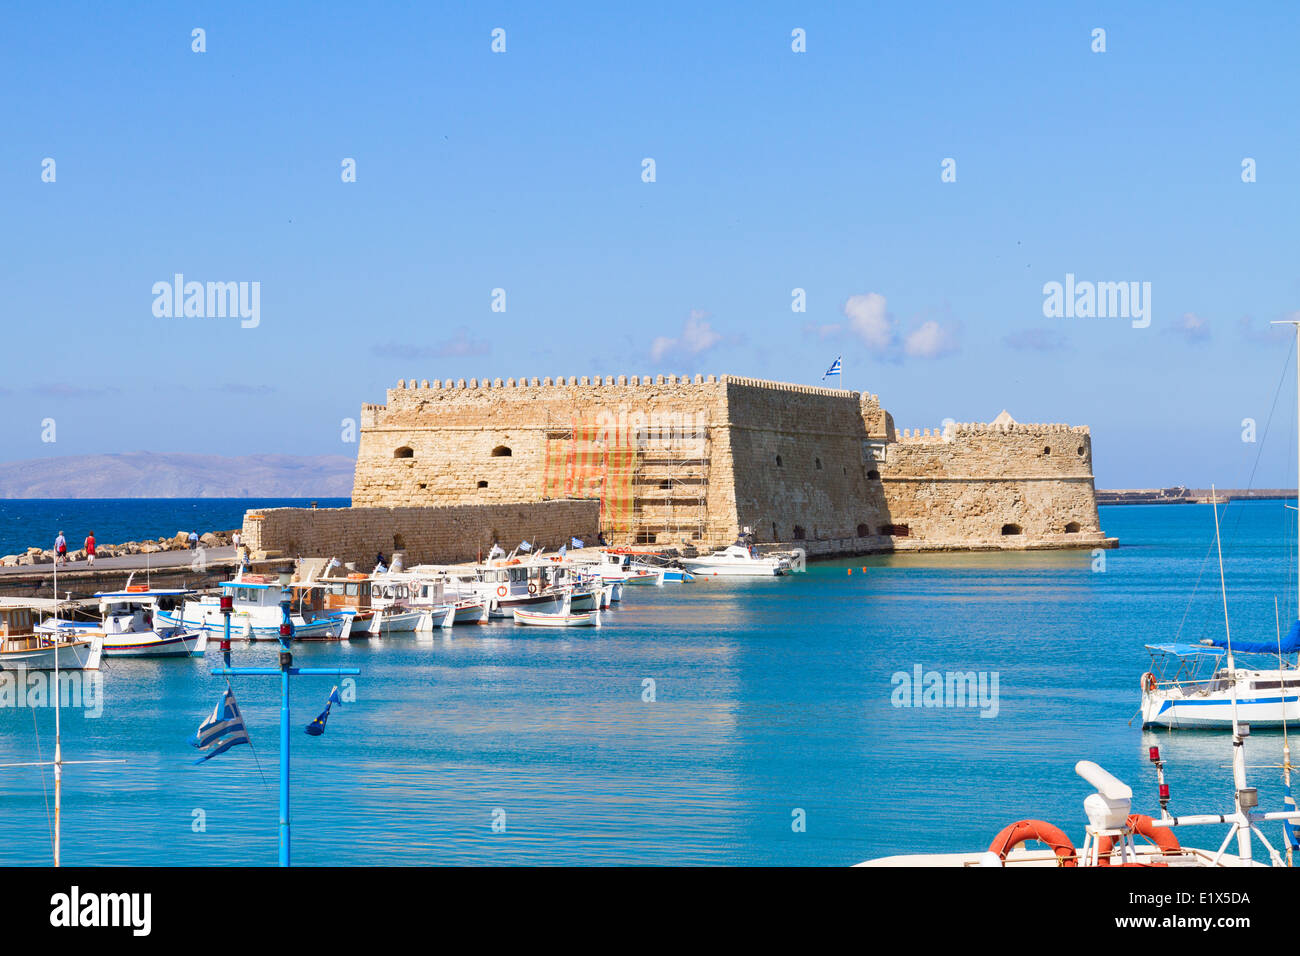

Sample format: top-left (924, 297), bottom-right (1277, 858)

top-left (0, 529), bottom-right (240, 567)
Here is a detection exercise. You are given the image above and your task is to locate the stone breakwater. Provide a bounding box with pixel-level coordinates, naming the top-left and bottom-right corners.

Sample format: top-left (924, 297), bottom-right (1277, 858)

top-left (0, 530), bottom-right (239, 567)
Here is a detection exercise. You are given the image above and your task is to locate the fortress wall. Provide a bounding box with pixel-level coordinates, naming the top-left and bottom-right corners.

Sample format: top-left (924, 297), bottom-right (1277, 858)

top-left (344, 375), bottom-right (1112, 555)
top-left (877, 425), bottom-right (1104, 545)
top-left (351, 376), bottom-right (737, 544)
top-left (722, 380), bottom-right (887, 543)
top-left (241, 499), bottom-right (600, 567)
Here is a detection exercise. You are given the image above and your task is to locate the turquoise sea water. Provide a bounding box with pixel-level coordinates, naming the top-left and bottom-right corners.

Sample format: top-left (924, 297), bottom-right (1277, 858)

top-left (1, 501), bottom-right (1297, 866)
top-left (0, 498), bottom-right (350, 557)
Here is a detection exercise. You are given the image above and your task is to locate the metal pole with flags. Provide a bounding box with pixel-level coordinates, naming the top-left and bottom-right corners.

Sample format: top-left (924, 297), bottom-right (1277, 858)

top-left (203, 572), bottom-right (359, 867)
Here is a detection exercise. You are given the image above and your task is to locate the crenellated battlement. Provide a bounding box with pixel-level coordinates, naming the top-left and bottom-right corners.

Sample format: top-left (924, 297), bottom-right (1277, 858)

top-left (896, 422), bottom-right (1091, 442)
top-left (386, 373), bottom-right (856, 399)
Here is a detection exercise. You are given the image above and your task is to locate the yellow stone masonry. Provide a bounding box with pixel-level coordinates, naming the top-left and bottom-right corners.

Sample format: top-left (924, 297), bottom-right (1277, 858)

top-left (333, 374), bottom-right (1112, 555)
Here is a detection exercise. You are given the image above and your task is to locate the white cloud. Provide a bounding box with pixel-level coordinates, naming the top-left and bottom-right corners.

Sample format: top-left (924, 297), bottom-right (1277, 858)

top-left (842, 293), bottom-right (894, 350)
top-left (903, 320), bottom-right (958, 358)
top-left (651, 311), bottom-right (722, 361)
top-left (1168, 312), bottom-right (1210, 343)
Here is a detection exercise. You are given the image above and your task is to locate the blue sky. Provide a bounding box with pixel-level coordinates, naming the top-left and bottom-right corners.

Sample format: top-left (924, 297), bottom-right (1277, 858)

top-left (2, 1), bottom-right (1298, 487)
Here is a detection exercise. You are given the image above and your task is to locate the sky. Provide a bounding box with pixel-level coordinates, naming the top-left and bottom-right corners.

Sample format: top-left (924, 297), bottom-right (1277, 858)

top-left (1, 1), bottom-right (1297, 488)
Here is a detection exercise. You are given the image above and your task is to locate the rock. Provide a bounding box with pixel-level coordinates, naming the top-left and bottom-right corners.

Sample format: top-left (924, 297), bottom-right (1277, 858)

top-left (172, 532), bottom-right (190, 549)
top-left (25, 547), bottom-right (42, 556)
top-left (140, 542), bottom-right (162, 554)
top-left (69, 549), bottom-right (85, 561)
top-left (0, 555), bottom-right (16, 567)
top-left (200, 533), bottom-right (219, 548)
top-left (16, 554), bottom-right (33, 566)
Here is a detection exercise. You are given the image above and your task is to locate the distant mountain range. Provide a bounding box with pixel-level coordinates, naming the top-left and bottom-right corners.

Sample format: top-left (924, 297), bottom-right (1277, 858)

top-left (0, 452), bottom-right (356, 498)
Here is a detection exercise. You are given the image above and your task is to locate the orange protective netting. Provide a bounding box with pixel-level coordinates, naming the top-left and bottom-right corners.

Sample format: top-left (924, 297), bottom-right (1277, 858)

top-left (542, 418), bottom-right (639, 532)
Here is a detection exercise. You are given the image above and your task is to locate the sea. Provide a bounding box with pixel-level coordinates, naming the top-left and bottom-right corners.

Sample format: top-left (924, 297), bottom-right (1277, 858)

top-left (0, 498), bottom-right (350, 556)
top-left (0, 498), bottom-right (1296, 866)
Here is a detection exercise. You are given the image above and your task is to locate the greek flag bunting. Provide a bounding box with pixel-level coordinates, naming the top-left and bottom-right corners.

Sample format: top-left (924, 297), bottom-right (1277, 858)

top-left (189, 687), bottom-right (251, 764)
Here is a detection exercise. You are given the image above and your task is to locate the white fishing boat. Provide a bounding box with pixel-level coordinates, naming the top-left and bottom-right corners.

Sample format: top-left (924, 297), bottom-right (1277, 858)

top-left (593, 550), bottom-right (663, 585)
top-left (160, 576), bottom-right (348, 640)
top-left (512, 593), bottom-right (601, 628)
top-left (38, 587), bottom-right (208, 658)
top-left (0, 599), bottom-right (103, 670)
top-left (679, 544), bottom-right (790, 577)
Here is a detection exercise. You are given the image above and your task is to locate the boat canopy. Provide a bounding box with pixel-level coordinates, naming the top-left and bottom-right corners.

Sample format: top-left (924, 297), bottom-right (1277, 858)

top-left (1202, 619), bottom-right (1300, 655)
top-left (1145, 642), bottom-right (1227, 658)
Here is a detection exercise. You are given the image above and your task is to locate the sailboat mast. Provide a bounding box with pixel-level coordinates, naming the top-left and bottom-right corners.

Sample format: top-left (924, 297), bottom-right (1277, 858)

top-left (1211, 485), bottom-right (1253, 862)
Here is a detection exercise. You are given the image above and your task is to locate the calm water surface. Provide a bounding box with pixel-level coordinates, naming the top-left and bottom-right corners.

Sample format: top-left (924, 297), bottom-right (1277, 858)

top-left (1, 502), bottom-right (1296, 865)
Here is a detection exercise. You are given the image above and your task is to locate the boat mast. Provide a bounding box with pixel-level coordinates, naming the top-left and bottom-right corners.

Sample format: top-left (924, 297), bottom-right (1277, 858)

top-left (1211, 485), bottom-right (1252, 862)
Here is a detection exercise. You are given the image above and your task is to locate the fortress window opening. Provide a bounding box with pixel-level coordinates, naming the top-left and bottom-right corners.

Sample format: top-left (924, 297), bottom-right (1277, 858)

top-left (857, 523), bottom-right (870, 537)
top-left (792, 525), bottom-right (806, 541)
top-left (775, 454), bottom-right (783, 467)
top-left (1065, 522), bottom-right (1081, 533)
top-left (394, 446), bottom-right (414, 459)
top-left (477, 480), bottom-right (488, 488)
top-left (491, 445), bottom-right (512, 457)
top-left (815, 457), bottom-right (823, 470)
top-left (1042, 446), bottom-right (1051, 456)
top-left (1001, 523), bottom-right (1022, 536)
top-left (867, 469), bottom-right (880, 480)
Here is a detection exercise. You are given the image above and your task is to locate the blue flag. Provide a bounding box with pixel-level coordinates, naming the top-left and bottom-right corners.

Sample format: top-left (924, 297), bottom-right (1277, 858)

top-left (189, 687), bottom-right (250, 764)
top-left (571, 537), bottom-right (584, 549)
top-left (305, 685), bottom-right (343, 737)
top-left (823, 356), bottom-right (841, 380)
top-left (558, 544), bottom-right (567, 557)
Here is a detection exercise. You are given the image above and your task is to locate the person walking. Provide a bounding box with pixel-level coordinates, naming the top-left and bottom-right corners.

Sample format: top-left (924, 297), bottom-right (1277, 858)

top-left (54, 531), bottom-right (68, 566)
top-left (188, 531), bottom-right (199, 550)
top-left (84, 531), bottom-right (96, 566)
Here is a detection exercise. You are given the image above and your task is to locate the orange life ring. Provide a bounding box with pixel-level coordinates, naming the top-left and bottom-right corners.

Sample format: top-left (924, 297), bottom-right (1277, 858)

top-left (496, 585), bottom-right (508, 598)
top-left (1095, 814), bottom-right (1179, 866)
top-left (987, 820), bottom-right (1077, 867)
top-left (1142, 672), bottom-right (1157, 693)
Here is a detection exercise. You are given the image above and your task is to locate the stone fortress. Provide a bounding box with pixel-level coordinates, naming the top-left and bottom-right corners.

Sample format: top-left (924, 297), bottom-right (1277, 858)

top-left (240, 373), bottom-right (1114, 565)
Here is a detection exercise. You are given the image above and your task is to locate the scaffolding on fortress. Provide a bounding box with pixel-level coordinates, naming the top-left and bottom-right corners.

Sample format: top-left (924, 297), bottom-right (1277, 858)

top-left (541, 409), bottom-right (711, 545)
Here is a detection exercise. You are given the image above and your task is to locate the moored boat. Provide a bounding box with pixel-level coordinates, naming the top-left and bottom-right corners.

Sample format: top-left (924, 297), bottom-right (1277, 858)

top-left (679, 544), bottom-right (790, 577)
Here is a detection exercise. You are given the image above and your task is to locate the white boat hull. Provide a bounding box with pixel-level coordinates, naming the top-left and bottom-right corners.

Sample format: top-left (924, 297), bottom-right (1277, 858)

top-left (0, 637), bottom-right (102, 670)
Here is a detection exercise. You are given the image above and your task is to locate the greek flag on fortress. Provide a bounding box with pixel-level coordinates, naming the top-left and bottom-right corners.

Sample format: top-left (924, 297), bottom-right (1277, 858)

top-left (823, 356), bottom-right (841, 380)
top-left (189, 687), bottom-right (251, 764)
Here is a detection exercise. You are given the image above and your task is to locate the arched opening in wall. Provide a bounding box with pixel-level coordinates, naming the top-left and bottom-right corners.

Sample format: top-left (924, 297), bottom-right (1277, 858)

top-left (1076, 446), bottom-right (1085, 456)
top-left (418, 482), bottom-right (427, 491)
top-left (393, 534), bottom-right (406, 551)
top-left (394, 446), bottom-right (414, 459)
top-left (792, 525), bottom-right (806, 541)
top-left (775, 455), bottom-right (783, 467)
top-left (1002, 523), bottom-right (1022, 536)
top-left (867, 469), bottom-right (880, 480)
top-left (771, 522), bottom-right (778, 540)
top-left (880, 524), bottom-right (909, 537)
top-left (815, 457), bottom-right (823, 470)
top-left (1042, 446), bottom-right (1051, 456)
top-left (491, 445), bottom-right (512, 457)
top-left (1065, 522), bottom-right (1081, 533)
top-left (857, 523), bottom-right (870, 537)
top-left (477, 480), bottom-right (488, 489)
